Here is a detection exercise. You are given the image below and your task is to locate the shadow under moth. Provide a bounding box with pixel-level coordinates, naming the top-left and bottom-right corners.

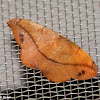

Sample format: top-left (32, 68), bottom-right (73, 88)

top-left (7, 18), bottom-right (98, 83)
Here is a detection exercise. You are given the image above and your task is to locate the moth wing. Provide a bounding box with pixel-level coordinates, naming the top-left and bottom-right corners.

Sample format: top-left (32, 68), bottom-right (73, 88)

top-left (17, 19), bottom-right (96, 68)
top-left (40, 63), bottom-right (71, 82)
top-left (7, 18), bottom-right (71, 82)
top-left (7, 19), bottom-right (39, 69)
top-left (66, 64), bottom-right (97, 80)
top-left (8, 18), bottom-right (98, 82)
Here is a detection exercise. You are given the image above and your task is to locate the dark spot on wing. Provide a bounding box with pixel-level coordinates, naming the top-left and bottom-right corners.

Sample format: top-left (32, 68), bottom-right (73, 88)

top-left (20, 38), bottom-right (24, 43)
top-left (76, 47), bottom-right (80, 54)
top-left (43, 26), bottom-right (46, 29)
top-left (41, 26), bottom-right (47, 33)
top-left (19, 34), bottom-right (24, 37)
top-left (77, 72), bottom-right (81, 76)
top-left (77, 70), bottom-right (85, 77)
top-left (42, 26), bottom-right (47, 31)
top-left (82, 70), bottom-right (85, 74)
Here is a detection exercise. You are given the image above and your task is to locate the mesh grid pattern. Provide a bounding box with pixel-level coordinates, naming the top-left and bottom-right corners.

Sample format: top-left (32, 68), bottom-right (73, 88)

top-left (0, 0), bottom-right (100, 100)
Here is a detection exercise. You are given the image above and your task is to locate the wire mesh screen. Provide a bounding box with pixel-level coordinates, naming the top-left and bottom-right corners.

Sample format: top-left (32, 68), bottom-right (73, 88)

top-left (0, 0), bottom-right (100, 100)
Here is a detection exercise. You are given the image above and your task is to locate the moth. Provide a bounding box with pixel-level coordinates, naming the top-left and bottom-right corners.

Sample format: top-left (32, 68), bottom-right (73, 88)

top-left (7, 18), bottom-right (98, 82)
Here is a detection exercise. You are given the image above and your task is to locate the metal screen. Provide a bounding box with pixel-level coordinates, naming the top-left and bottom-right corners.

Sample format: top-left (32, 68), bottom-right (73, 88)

top-left (0, 0), bottom-right (100, 100)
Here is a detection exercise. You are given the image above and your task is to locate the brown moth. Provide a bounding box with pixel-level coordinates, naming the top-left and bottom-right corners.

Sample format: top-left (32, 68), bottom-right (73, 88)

top-left (7, 18), bottom-right (98, 82)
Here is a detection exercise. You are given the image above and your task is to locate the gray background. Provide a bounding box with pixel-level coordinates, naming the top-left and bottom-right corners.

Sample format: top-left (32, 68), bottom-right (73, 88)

top-left (0, 0), bottom-right (100, 100)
